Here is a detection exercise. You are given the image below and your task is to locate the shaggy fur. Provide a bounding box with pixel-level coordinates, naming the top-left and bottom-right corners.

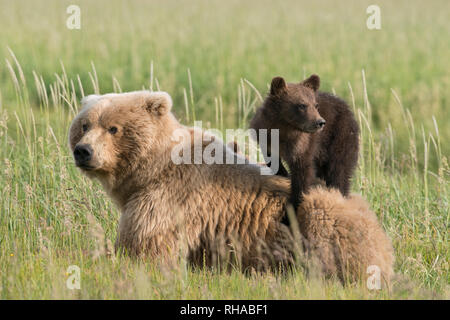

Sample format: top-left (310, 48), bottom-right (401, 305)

top-left (69, 90), bottom-right (393, 283)
top-left (297, 187), bottom-right (394, 283)
top-left (250, 75), bottom-right (360, 213)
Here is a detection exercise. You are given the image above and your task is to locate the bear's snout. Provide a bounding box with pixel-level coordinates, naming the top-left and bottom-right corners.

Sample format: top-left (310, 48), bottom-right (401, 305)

top-left (74, 144), bottom-right (94, 169)
top-left (302, 118), bottom-right (326, 133)
top-left (315, 118), bottom-right (326, 130)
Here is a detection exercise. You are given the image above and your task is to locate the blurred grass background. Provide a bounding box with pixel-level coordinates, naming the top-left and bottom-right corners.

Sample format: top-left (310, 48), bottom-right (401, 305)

top-left (0, 0), bottom-right (448, 299)
top-left (1, 0), bottom-right (449, 161)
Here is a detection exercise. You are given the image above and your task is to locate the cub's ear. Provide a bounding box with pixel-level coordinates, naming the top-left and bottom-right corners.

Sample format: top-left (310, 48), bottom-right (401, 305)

top-left (270, 76), bottom-right (287, 96)
top-left (302, 74), bottom-right (320, 91)
top-left (144, 92), bottom-right (173, 116)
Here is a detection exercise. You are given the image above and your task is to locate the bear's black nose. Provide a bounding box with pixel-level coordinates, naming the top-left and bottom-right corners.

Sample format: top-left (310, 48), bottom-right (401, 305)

top-left (315, 119), bottom-right (326, 129)
top-left (74, 144), bottom-right (93, 164)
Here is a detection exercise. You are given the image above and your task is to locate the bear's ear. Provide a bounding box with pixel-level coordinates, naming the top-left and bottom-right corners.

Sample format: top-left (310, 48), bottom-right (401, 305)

top-left (81, 94), bottom-right (101, 109)
top-left (144, 92), bottom-right (173, 116)
top-left (270, 77), bottom-right (287, 96)
top-left (302, 74), bottom-right (320, 91)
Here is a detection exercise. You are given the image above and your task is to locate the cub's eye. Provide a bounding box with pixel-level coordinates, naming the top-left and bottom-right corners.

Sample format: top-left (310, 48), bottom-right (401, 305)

top-left (315, 103), bottom-right (319, 109)
top-left (82, 124), bottom-right (89, 132)
top-left (108, 126), bottom-right (118, 135)
top-left (297, 104), bottom-right (307, 110)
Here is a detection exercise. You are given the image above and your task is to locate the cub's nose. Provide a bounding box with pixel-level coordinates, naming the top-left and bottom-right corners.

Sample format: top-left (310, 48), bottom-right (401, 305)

top-left (74, 144), bottom-right (93, 164)
top-left (315, 119), bottom-right (326, 129)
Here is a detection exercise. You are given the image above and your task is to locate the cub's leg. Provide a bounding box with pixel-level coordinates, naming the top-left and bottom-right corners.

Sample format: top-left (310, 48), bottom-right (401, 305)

top-left (324, 121), bottom-right (359, 196)
top-left (289, 157), bottom-right (315, 210)
top-left (281, 159), bottom-right (314, 226)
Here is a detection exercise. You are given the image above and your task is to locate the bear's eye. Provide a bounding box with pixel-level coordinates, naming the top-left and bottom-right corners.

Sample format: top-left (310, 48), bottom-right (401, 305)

top-left (108, 126), bottom-right (118, 135)
top-left (82, 124), bottom-right (89, 132)
top-left (315, 103), bottom-right (319, 109)
top-left (297, 104), bottom-right (307, 110)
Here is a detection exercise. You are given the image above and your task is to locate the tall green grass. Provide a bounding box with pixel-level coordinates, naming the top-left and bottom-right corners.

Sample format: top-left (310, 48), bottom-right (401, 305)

top-left (0, 0), bottom-right (448, 299)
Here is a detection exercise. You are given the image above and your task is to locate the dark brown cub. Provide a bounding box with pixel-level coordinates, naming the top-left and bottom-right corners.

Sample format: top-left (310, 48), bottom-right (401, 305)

top-left (249, 74), bottom-right (360, 220)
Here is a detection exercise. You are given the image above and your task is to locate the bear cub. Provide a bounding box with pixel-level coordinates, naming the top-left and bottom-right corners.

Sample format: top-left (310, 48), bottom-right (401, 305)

top-left (250, 74), bottom-right (360, 215)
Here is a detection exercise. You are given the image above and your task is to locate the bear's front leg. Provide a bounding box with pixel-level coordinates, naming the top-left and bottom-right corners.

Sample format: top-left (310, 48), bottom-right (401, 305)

top-left (116, 208), bottom-right (183, 261)
top-left (288, 158), bottom-right (315, 210)
top-left (115, 230), bottom-right (183, 263)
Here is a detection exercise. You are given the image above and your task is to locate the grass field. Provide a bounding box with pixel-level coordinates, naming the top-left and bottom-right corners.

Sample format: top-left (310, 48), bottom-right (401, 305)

top-left (0, 0), bottom-right (448, 299)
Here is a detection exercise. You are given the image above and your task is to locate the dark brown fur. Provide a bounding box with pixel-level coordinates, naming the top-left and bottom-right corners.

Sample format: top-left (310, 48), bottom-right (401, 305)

top-left (250, 75), bottom-right (360, 217)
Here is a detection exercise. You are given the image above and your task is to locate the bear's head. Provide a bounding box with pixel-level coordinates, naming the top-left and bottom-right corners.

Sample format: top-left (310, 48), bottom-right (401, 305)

top-left (268, 74), bottom-right (325, 133)
top-left (68, 91), bottom-right (177, 188)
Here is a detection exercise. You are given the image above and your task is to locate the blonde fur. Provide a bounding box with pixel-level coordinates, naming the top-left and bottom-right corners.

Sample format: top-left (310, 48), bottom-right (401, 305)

top-left (297, 187), bottom-right (394, 283)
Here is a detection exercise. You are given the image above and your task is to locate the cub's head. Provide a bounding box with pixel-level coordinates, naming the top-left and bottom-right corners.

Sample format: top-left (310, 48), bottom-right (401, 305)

top-left (68, 91), bottom-right (175, 183)
top-left (267, 74), bottom-right (325, 133)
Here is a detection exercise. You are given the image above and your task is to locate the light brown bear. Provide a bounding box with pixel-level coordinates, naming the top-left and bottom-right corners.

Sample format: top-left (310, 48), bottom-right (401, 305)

top-left (68, 90), bottom-right (394, 284)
